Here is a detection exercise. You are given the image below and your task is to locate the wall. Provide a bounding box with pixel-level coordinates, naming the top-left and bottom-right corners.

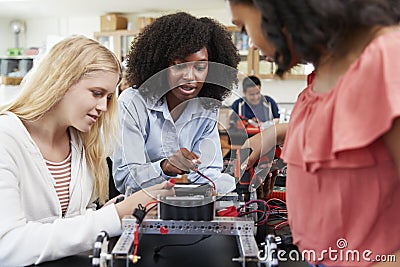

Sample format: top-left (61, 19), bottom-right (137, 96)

top-left (125, 8), bottom-right (234, 29)
top-left (262, 79), bottom-right (306, 103)
top-left (0, 18), bottom-right (14, 54)
top-left (1, 16), bottom-right (99, 55)
top-left (26, 16), bottom-right (98, 51)
top-left (1, 8), bottom-right (232, 52)
top-left (1, 9), bottom-right (304, 103)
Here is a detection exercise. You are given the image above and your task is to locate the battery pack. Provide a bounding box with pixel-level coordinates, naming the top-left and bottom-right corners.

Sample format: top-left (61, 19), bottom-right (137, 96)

top-left (158, 184), bottom-right (215, 221)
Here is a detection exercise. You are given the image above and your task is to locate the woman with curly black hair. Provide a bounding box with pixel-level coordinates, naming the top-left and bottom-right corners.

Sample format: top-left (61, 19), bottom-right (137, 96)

top-left (228, 1), bottom-right (400, 267)
top-left (112, 12), bottom-right (240, 195)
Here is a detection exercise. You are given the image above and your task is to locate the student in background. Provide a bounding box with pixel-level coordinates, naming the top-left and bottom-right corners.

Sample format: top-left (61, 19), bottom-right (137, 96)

top-left (230, 75), bottom-right (279, 130)
top-left (0, 36), bottom-right (174, 266)
top-left (229, 75), bottom-right (280, 199)
top-left (118, 71), bottom-right (130, 93)
top-left (230, 76), bottom-right (279, 136)
top-left (228, 0), bottom-right (400, 266)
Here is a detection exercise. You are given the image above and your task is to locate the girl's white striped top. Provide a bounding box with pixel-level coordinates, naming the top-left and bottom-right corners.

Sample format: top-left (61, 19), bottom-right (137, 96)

top-left (45, 153), bottom-right (72, 216)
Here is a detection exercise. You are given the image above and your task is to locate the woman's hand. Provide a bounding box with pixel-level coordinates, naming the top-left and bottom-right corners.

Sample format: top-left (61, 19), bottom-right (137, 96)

top-left (114, 182), bottom-right (175, 220)
top-left (161, 148), bottom-right (201, 176)
top-left (256, 169), bottom-right (279, 199)
top-left (241, 133), bottom-right (262, 171)
top-left (241, 123), bottom-right (288, 170)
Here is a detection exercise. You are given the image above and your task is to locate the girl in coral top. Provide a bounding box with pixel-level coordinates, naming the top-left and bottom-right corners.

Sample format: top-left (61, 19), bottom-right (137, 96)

top-left (228, 0), bottom-right (400, 266)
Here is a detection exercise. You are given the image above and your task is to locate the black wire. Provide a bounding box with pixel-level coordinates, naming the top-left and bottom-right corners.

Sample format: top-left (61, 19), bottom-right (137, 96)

top-left (268, 199), bottom-right (287, 209)
top-left (185, 170), bottom-right (216, 190)
top-left (256, 201), bottom-right (268, 223)
top-left (239, 201), bottom-right (268, 224)
top-left (195, 170), bottom-right (216, 189)
top-left (145, 204), bottom-right (158, 215)
top-left (153, 235), bottom-right (212, 255)
top-left (187, 175), bottom-right (202, 184)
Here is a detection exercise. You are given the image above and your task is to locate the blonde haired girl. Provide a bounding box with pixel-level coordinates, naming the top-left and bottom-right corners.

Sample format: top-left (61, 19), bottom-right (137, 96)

top-left (0, 35), bottom-right (173, 266)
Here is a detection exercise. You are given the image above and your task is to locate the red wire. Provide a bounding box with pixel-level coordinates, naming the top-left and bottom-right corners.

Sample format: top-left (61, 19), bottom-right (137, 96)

top-left (240, 199), bottom-right (272, 225)
top-left (266, 198), bottom-right (287, 205)
top-left (273, 221), bottom-right (289, 230)
top-left (195, 170), bottom-right (216, 190)
top-left (133, 223), bottom-right (139, 256)
top-left (238, 199), bottom-right (290, 227)
top-left (238, 209), bottom-right (266, 216)
top-left (132, 201), bottom-right (162, 262)
top-left (268, 205), bottom-right (286, 210)
top-left (267, 220), bottom-right (286, 226)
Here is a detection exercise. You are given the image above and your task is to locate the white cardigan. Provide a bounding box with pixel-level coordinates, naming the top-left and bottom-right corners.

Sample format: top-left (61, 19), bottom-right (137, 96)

top-left (0, 112), bottom-right (121, 266)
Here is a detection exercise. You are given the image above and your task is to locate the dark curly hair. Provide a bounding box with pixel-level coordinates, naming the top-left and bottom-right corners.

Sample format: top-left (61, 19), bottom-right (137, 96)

top-left (230, 0), bottom-right (400, 76)
top-left (126, 12), bottom-right (240, 108)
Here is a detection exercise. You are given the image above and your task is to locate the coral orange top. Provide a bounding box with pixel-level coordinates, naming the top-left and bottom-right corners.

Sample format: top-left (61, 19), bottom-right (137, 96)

top-left (281, 30), bottom-right (400, 266)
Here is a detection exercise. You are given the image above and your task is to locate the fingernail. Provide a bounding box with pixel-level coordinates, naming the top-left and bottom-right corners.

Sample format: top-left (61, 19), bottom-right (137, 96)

top-left (166, 178), bottom-right (176, 188)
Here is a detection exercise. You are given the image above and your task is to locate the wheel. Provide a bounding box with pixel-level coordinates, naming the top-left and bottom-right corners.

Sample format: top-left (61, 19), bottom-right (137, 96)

top-left (92, 231), bottom-right (109, 267)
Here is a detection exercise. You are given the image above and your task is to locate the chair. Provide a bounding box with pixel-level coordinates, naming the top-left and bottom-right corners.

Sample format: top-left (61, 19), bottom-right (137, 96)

top-left (106, 157), bottom-right (121, 199)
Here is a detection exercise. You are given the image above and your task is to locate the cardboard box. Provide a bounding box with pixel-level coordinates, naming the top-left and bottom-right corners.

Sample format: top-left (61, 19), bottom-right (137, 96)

top-left (1, 76), bottom-right (23, 85)
top-left (100, 14), bottom-right (128, 31)
top-left (137, 17), bottom-right (156, 30)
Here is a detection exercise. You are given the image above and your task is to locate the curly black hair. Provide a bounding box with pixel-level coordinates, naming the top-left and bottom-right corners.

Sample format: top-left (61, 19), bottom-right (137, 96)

top-left (230, 0), bottom-right (400, 76)
top-left (126, 12), bottom-right (240, 108)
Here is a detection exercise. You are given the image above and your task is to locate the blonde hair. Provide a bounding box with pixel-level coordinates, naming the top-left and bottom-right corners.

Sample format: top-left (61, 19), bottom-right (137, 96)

top-left (1, 35), bottom-right (121, 204)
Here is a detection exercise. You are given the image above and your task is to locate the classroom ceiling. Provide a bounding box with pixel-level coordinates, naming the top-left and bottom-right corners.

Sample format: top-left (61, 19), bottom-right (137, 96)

top-left (0, 0), bottom-right (228, 19)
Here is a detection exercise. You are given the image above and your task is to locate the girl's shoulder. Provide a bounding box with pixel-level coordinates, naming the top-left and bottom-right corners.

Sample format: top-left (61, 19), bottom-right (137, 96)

top-left (0, 112), bottom-right (23, 133)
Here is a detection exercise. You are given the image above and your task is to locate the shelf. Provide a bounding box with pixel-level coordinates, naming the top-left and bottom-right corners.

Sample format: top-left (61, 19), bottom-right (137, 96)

top-left (226, 26), bottom-right (308, 80)
top-left (94, 30), bottom-right (140, 62)
top-left (94, 29), bottom-right (139, 37)
top-left (0, 56), bottom-right (34, 81)
top-left (0, 55), bottom-right (36, 60)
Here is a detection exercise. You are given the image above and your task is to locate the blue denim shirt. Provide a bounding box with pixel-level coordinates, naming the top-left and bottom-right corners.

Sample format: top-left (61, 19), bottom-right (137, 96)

top-left (112, 88), bottom-right (235, 194)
